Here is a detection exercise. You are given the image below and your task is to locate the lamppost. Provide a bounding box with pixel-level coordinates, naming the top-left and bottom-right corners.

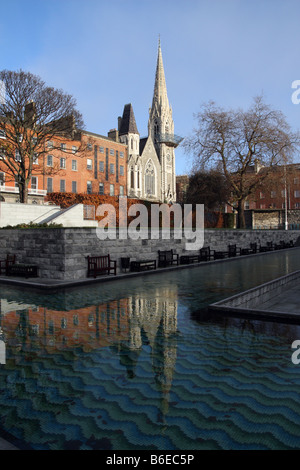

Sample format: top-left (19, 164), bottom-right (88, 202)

top-left (284, 163), bottom-right (288, 230)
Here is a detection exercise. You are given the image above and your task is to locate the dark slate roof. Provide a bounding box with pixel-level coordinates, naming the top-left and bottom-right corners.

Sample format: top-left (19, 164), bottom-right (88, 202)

top-left (139, 137), bottom-right (147, 155)
top-left (119, 103), bottom-right (139, 136)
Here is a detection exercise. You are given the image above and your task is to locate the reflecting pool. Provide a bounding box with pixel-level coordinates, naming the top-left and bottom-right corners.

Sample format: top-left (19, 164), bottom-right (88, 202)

top-left (1, 249), bottom-right (300, 450)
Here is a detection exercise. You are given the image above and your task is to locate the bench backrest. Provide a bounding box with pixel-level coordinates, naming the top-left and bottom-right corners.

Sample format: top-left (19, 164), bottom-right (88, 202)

top-left (88, 255), bottom-right (110, 270)
top-left (200, 247), bottom-right (210, 255)
top-left (158, 250), bottom-right (173, 261)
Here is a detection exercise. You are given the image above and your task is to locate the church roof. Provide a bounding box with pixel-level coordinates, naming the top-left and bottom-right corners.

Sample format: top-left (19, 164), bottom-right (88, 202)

top-left (139, 137), bottom-right (147, 155)
top-left (119, 103), bottom-right (139, 136)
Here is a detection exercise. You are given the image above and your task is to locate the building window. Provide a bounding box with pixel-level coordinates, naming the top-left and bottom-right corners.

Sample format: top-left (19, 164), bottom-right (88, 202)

top-left (47, 178), bottom-right (53, 193)
top-left (60, 180), bottom-right (66, 192)
top-left (72, 160), bottom-right (77, 171)
top-left (33, 153), bottom-right (38, 165)
top-left (295, 203), bottom-right (300, 208)
top-left (15, 149), bottom-right (21, 162)
top-left (120, 151), bottom-right (124, 158)
top-left (120, 165), bottom-right (124, 176)
top-left (259, 192), bottom-right (264, 199)
top-left (119, 185), bottom-right (124, 196)
top-left (110, 163), bottom-right (115, 174)
top-left (87, 181), bottom-right (92, 194)
top-left (145, 160), bottom-right (155, 196)
top-left (87, 158), bottom-right (93, 170)
top-left (131, 168), bottom-right (134, 189)
top-left (72, 181), bottom-right (77, 193)
top-left (0, 172), bottom-right (5, 186)
top-left (270, 191), bottom-right (276, 198)
top-left (110, 184), bottom-right (115, 196)
top-left (260, 204), bottom-right (265, 209)
top-left (295, 190), bottom-right (300, 198)
top-left (60, 157), bottom-right (66, 169)
top-left (0, 130), bottom-right (6, 139)
top-left (244, 200), bottom-right (249, 210)
top-left (31, 176), bottom-right (37, 191)
top-left (47, 155), bottom-right (53, 167)
top-left (0, 147), bottom-right (6, 159)
top-left (99, 146), bottom-right (104, 153)
top-left (281, 190), bottom-right (285, 197)
top-left (294, 178), bottom-right (299, 185)
top-left (72, 146), bottom-right (78, 154)
top-left (99, 182), bottom-right (104, 195)
top-left (110, 148), bottom-right (114, 156)
top-left (87, 143), bottom-right (92, 150)
top-left (61, 143), bottom-right (66, 151)
top-left (99, 161), bottom-right (104, 172)
top-left (47, 141), bottom-right (53, 148)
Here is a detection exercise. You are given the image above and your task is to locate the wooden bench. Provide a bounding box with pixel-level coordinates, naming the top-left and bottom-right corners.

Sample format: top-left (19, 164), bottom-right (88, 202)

top-left (199, 246), bottom-right (214, 261)
top-left (158, 249), bottom-right (179, 267)
top-left (87, 255), bottom-right (116, 278)
top-left (0, 254), bottom-right (16, 275)
top-left (228, 244), bottom-right (241, 257)
top-left (7, 264), bottom-right (38, 278)
top-left (241, 243), bottom-right (257, 255)
top-left (130, 259), bottom-right (156, 272)
top-left (214, 245), bottom-right (241, 259)
top-left (259, 241), bottom-right (274, 252)
top-left (180, 254), bottom-right (200, 264)
top-left (213, 251), bottom-right (229, 260)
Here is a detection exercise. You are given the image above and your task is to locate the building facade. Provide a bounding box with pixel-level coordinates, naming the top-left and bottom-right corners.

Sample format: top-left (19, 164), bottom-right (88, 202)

top-left (109, 40), bottom-right (181, 203)
top-left (0, 40), bottom-right (179, 205)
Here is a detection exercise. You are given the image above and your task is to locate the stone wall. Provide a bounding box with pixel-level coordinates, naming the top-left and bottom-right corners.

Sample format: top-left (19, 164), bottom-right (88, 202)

top-left (211, 270), bottom-right (300, 311)
top-left (0, 228), bottom-right (299, 281)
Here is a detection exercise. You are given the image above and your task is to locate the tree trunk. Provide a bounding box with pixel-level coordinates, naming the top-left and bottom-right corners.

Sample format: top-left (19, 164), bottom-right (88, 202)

top-left (18, 181), bottom-right (29, 204)
top-left (237, 200), bottom-right (245, 228)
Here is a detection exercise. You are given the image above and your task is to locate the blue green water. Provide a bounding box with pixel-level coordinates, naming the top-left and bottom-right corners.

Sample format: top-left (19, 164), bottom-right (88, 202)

top-left (1, 249), bottom-right (300, 450)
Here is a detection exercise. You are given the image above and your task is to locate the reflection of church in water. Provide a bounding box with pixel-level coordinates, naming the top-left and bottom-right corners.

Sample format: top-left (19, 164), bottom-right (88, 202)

top-left (120, 288), bottom-right (178, 418)
top-left (0, 287), bottom-right (178, 419)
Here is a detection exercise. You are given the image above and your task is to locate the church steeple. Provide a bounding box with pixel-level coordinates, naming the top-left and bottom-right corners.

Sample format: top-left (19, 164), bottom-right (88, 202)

top-left (152, 37), bottom-right (170, 111)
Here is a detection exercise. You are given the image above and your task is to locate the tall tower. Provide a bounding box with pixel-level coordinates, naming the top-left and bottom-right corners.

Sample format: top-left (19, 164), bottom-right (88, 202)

top-left (148, 38), bottom-right (182, 203)
top-left (118, 103), bottom-right (141, 198)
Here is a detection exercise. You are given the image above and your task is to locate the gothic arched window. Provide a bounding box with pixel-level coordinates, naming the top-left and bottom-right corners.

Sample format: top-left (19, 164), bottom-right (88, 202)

top-left (145, 160), bottom-right (155, 196)
top-left (130, 168), bottom-right (134, 189)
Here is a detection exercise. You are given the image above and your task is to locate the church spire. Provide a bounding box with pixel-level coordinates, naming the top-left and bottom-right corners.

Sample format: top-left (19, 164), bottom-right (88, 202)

top-left (152, 37), bottom-right (169, 110)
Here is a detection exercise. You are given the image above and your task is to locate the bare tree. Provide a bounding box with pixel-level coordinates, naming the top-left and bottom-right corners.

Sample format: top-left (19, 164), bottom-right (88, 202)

top-left (0, 69), bottom-right (84, 203)
top-left (184, 96), bottom-right (300, 227)
top-left (185, 169), bottom-right (230, 210)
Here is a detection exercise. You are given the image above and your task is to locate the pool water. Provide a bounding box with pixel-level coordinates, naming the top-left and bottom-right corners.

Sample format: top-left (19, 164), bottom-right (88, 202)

top-left (1, 249), bottom-right (300, 450)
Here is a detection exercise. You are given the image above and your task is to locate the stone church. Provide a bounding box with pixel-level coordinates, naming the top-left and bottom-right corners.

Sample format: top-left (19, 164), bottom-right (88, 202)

top-left (116, 40), bottom-right (182, 203)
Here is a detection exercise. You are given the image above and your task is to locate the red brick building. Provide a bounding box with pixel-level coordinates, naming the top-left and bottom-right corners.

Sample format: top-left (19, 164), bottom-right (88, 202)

top-left (0, 125), bottom-right (127, 203)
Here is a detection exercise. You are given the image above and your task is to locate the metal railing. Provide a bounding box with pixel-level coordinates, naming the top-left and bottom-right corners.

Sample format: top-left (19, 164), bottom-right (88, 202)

top-left (0, 184), bottom-right (47, 196)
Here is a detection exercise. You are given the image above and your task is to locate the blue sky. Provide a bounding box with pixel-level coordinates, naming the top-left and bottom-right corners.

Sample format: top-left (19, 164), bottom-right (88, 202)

top-left (1, 0), bottom-right (300, 174)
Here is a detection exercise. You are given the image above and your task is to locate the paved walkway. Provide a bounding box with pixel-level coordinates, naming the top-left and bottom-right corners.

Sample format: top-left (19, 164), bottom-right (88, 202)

top-left (260, 284), bottom-right (300, 314)
top-left (0, 437), bottom-right (19, 450)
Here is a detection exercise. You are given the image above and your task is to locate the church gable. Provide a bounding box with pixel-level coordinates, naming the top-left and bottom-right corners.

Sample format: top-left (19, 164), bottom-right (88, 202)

top-left (140, 137), bottom-right (161, 200)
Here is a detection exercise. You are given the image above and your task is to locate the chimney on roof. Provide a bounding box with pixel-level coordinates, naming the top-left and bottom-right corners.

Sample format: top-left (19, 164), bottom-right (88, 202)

top-left (24, 100), bottom-right (36, 127)
top-left (108, 128), bottom-right (119, 142)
